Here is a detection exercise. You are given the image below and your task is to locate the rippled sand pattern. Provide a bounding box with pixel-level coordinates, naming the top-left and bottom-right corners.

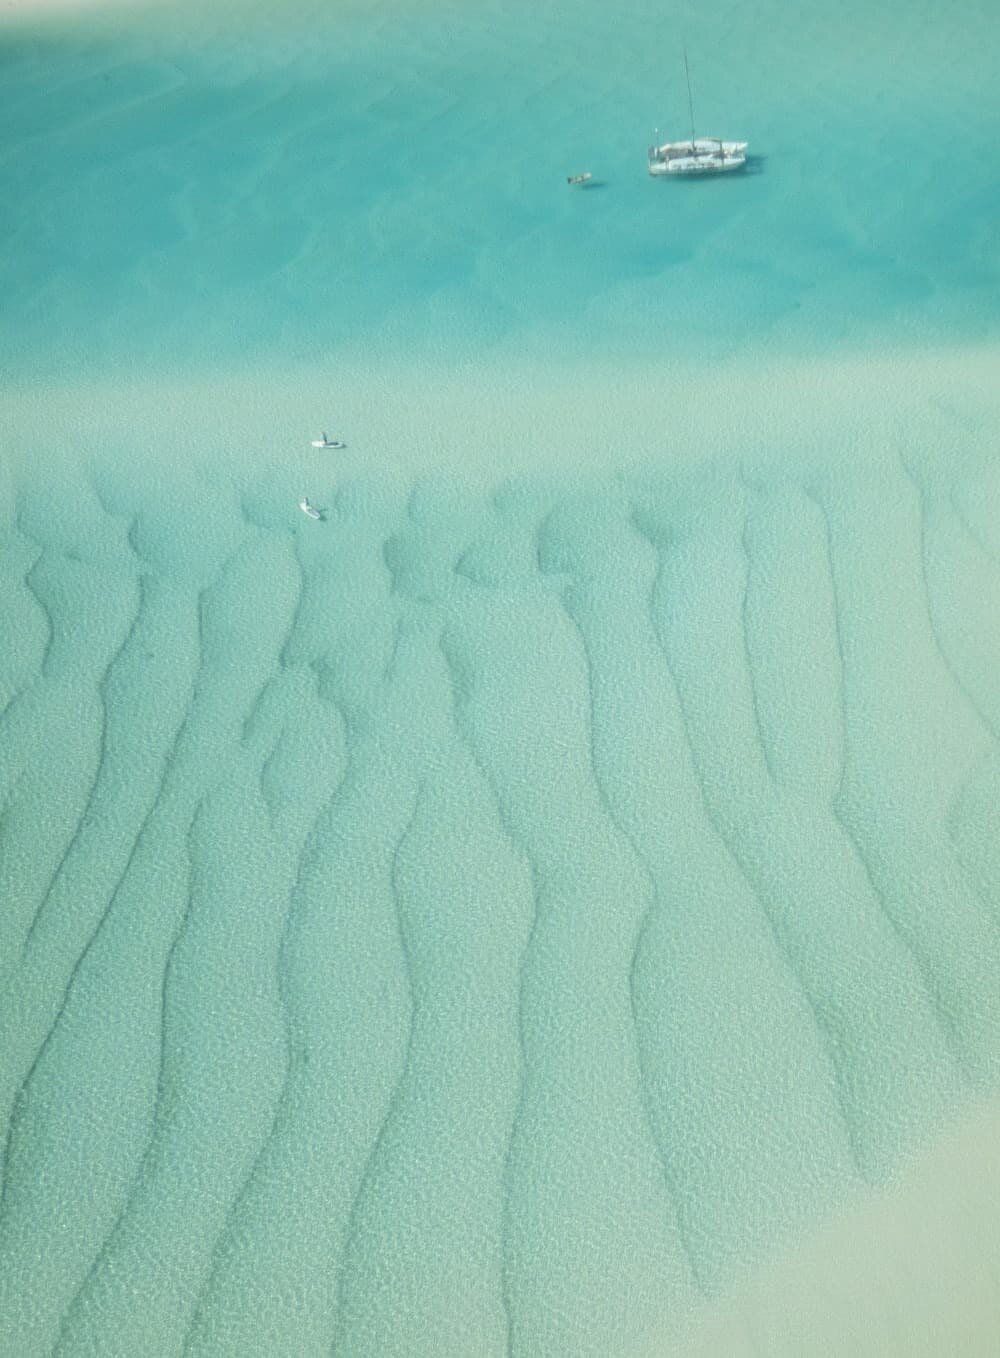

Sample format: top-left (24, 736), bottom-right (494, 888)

top-left (2, 439), bottom-right (999, 1356)
top-left (3, 0), bottom-right (1000, 1350)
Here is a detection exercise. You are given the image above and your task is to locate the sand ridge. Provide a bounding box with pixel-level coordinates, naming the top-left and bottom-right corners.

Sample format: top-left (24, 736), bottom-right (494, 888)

top-left (3, 376), bottom-right (1000, 1351)
top-left (7, 340), bottom-right (1000, 488)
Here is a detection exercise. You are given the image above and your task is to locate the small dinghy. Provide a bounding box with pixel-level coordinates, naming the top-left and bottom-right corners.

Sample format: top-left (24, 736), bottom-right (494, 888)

top-left (566, 172), bottom-right (593, 186)
top-left (299, 498), bottom-right (322, 520)
top-left (311, 432), bottom-right (346, 449)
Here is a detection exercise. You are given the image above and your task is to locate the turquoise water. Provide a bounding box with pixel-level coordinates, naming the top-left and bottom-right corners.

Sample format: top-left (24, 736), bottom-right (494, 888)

top-left (3, 0), bottom-right (1000, 377)
top-left (3, 2), bottom-right (1000, 1356)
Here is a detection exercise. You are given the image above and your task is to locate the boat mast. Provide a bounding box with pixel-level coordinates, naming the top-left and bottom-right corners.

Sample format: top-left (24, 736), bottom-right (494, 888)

top-left (683, 45), bottom-right (696, 149)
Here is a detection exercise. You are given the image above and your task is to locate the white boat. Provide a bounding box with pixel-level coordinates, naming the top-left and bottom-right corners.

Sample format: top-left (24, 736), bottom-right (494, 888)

top-left (648, 51), bottom-right (746, 176)
top-left (649, 139), bottom-right (747, 175)
top-left (567, 172), bottom-right (593, 186)
top-left (298, 498), bottom-right (322, 520)
top-left (311, 432), bottom-right (346, 449)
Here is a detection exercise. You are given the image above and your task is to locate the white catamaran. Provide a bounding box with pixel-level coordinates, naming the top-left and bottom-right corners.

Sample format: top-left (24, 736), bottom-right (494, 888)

top-left (648, 50), bottom-right (747, 176)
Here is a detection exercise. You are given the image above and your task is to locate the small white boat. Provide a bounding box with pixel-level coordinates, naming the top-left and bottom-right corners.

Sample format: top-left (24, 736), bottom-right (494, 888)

top-left (298, 498), bottom-right (322, 520)
top-left (649, 50), bottom-right (747, 177)
top-left (311, 432), bottom-right (346, 449)
top-left (567, 172), bottom-right (593, 186)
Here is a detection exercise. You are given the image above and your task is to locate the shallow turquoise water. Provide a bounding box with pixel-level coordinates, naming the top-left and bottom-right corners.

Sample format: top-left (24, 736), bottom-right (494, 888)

top-left (3, 444), bottom-right (1000, 1356)
top-left (3, 2), bottom-right (1000, 1355)
top-left (2, 0), bottom-right (999, 377)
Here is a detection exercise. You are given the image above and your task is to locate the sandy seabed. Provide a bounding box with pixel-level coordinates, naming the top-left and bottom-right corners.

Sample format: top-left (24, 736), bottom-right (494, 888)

top-left (3, 0), bottom-right (1000, 1347)
top-left (7, 339), bottom-right (1000, 488)
top-left (3, 339), bottom-right (1000, 1355)
top-left (677, 1097), bottom-right (1000, 1358)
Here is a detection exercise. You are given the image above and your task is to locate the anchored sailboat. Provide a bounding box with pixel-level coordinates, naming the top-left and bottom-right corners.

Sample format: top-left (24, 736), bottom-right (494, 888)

top-left (648, 49), bottom-right (747, 176)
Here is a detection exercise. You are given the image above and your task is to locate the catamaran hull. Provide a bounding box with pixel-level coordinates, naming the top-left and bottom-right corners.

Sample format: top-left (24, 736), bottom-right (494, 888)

top-left (648, 138), bottom-right (748, 176)
top-left (649, 155), bottom-right (746, 176)
top-left (654, 138), bottom-right (747, 157)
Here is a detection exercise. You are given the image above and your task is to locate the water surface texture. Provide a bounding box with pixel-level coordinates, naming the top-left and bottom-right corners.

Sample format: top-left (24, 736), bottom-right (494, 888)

top-left (2, 1), bottom-right (1000, 1355)
top-left (3, 0), bottom-right (999, 376)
